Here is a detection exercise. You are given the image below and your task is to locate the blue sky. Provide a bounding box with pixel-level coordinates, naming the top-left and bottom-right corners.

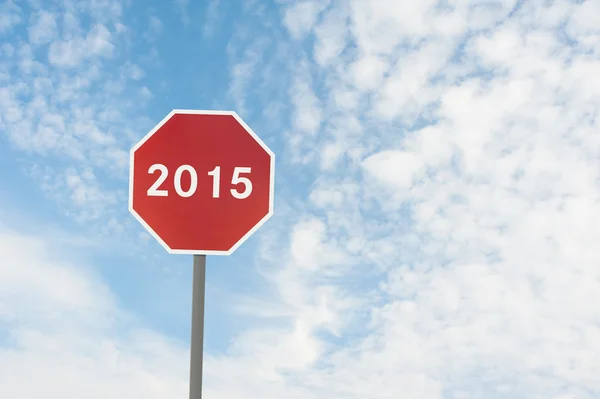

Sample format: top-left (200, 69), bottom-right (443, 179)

top-left (1, 0), bottom-right (600, 398)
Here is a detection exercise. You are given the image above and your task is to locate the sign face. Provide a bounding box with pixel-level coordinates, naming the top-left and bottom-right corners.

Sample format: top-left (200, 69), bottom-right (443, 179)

top-left (129, 110), bottom-right (275, 255)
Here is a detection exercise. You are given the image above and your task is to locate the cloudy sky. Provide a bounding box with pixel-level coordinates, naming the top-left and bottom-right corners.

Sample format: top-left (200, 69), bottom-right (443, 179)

top-left (1, 0), bottom-right (600, 398)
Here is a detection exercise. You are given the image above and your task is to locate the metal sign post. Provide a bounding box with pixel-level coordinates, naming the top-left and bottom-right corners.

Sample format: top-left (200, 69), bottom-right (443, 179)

top-left (189, 255), bottom-right (206, 399)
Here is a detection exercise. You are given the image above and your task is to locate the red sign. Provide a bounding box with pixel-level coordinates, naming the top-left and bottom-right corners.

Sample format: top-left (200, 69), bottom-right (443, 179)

top-left (129, 110), bottom-right (275, 255)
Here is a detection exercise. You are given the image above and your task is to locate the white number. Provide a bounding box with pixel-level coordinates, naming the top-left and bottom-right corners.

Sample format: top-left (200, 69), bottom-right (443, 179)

top-left (147, 164), bottom-right (168, 196)
top-left (231, 167), bottom-right (252, 199)
top-left (174, 165), bottom-right (197, 197)
top-left (207, 166), bottom-right (221, 198)
top-left (146, 164), bottom-right (253, 199)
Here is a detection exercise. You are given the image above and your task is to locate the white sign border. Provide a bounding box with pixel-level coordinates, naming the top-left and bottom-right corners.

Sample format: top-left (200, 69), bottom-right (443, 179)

top-left (128, 109), bottom-right (276, 256)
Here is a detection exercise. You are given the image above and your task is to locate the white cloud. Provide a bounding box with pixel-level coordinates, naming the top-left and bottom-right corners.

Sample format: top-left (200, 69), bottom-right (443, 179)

top-left (289, 217), bottom-right (349, 272)
top-left (174, 0), bottom-right (191, 25)
top-left (27, 165), bottom-right (119, 223)
top-left (373, 38), bottom-right (454, 122)
top-left (0, 223), bottom-right (189, 399)
top-left (121, 61), bottom-right (145, 80)
top-left (348, 0), bottom-right (441, 54)
top-left (283, 0), bottom-right (330, 40)
top-left (0, 0), bottom-right (20, 33)
top-left (567, 0), bottom-right (600, 55)
top-left (349, 54), bottom-right (388, 91)
top-left (240, 0), bottom-right (600, 397)
top-left (28, 10), bottom-right (57, 45)
top-left (286, 59), bottom-right (324, 163)
top-left (147, 15), bottom-right (162, 38)
top-left (203, 0), bottom-right (221, 38)
top-left (227, 37), bottom-right (270, 115)
top-left (0, 0), bottom-right (151, 230)
top-left (362, 150), bottom-right (422, 190)
top-left (312, 3), bottom-right (348, 66)
top-left (0, 230), bottom-right (113, 322)
top-left (86, 23), bottom-right (114, 56)
top-left (48, 23), bottom-right (114, 68)
top-left (291, 71), bottom-right (322, 135)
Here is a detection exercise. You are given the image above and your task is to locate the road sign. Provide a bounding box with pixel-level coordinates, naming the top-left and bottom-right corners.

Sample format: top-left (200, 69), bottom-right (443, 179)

top-left (129, 109), bottom-right (275, 255)
top-left (128, 109), bottom-right (275, 399)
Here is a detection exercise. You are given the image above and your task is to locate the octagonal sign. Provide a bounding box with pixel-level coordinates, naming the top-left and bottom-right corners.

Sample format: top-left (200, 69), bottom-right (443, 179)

top-left (129, 109), bottom-right (275, 255)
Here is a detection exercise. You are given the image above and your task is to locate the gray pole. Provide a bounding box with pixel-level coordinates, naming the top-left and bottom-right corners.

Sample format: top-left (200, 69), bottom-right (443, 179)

top-left (189, 254), bottom-right (206, 399)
